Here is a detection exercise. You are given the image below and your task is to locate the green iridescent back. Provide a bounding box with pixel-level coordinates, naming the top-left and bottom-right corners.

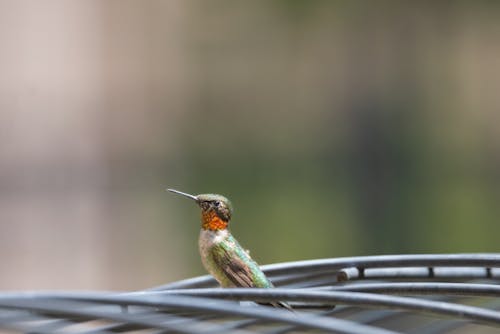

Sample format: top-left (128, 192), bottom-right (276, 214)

top-left (204, 232), bottom-right (273, 288)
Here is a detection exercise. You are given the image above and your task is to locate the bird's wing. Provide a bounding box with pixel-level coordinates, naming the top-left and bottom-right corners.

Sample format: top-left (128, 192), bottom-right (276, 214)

top-left (212, 248), bottom-right (255, 287)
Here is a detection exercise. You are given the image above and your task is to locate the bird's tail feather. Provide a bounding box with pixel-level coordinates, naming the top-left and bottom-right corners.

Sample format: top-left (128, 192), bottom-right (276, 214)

top-left (259, 301), bottom-right (294, 312)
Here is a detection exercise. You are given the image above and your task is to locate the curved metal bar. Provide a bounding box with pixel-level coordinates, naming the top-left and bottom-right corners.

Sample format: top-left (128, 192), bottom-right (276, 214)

top-left (2, 254), bottom-right (500, 333)
top-left (359, 267), bottom-right (494, 280)
top-left (150, 275), bottom-right (217, 290)
top-left (11, 288), bottom-right (483, 327)
top-left (152, 254), bottom-right (500, 290)
top-left (0, 298), bottom-right (254, 334)
top-left (0, 294), bottom-right (400, 334)
top-left (327, 282), bottom-right (500, 296)
top-left (145, 288), bottom-right (500, 326)
top-left (77, 312), bottom-right (221, 334)
top-left (264, 254), bottom-right (500, 275)
top-left (0, 312), bottom-right (90, 334)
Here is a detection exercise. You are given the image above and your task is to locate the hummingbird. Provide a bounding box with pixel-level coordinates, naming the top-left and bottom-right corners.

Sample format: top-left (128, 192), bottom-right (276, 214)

top-left (168, 188), bottom-right (291, 310)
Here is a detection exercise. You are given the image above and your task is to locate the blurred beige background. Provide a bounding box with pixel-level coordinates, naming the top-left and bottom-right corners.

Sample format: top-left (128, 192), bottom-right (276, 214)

top-left (0, 1), bottom-right (499, 290)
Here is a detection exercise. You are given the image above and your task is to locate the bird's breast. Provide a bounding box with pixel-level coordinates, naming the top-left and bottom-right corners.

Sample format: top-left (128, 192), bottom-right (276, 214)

top-left (198, 229), bottom-right (230, 257)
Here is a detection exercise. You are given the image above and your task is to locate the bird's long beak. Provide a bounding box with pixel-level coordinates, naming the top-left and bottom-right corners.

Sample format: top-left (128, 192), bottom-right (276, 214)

top-left (167, 188), bottom-right (198, 201)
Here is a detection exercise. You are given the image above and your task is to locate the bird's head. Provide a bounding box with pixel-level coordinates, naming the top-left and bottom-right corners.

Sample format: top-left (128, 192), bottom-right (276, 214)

top-left (168, 189), bottom-right (233, 230)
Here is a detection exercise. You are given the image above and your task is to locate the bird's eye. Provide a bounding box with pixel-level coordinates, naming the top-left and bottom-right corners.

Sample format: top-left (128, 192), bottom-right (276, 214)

top-left (214, 201), bottom-right (220, 207)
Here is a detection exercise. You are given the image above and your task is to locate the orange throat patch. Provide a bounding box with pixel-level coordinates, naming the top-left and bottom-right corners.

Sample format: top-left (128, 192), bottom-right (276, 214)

top-left (201, 210), bottom-right (228, 230)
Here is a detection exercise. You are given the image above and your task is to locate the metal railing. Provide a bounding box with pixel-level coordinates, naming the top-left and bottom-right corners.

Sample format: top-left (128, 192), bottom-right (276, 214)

top-left (0, 253), bottom-right (499, 333)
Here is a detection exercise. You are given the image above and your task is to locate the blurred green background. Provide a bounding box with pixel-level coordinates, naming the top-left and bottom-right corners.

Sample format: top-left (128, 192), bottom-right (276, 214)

top-left (0, 1), bottom-right (499, 290)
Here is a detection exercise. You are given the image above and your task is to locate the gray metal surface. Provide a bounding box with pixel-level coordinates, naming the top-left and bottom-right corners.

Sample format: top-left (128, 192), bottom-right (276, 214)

top-left (0, 253), bottom-right (499, 333)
